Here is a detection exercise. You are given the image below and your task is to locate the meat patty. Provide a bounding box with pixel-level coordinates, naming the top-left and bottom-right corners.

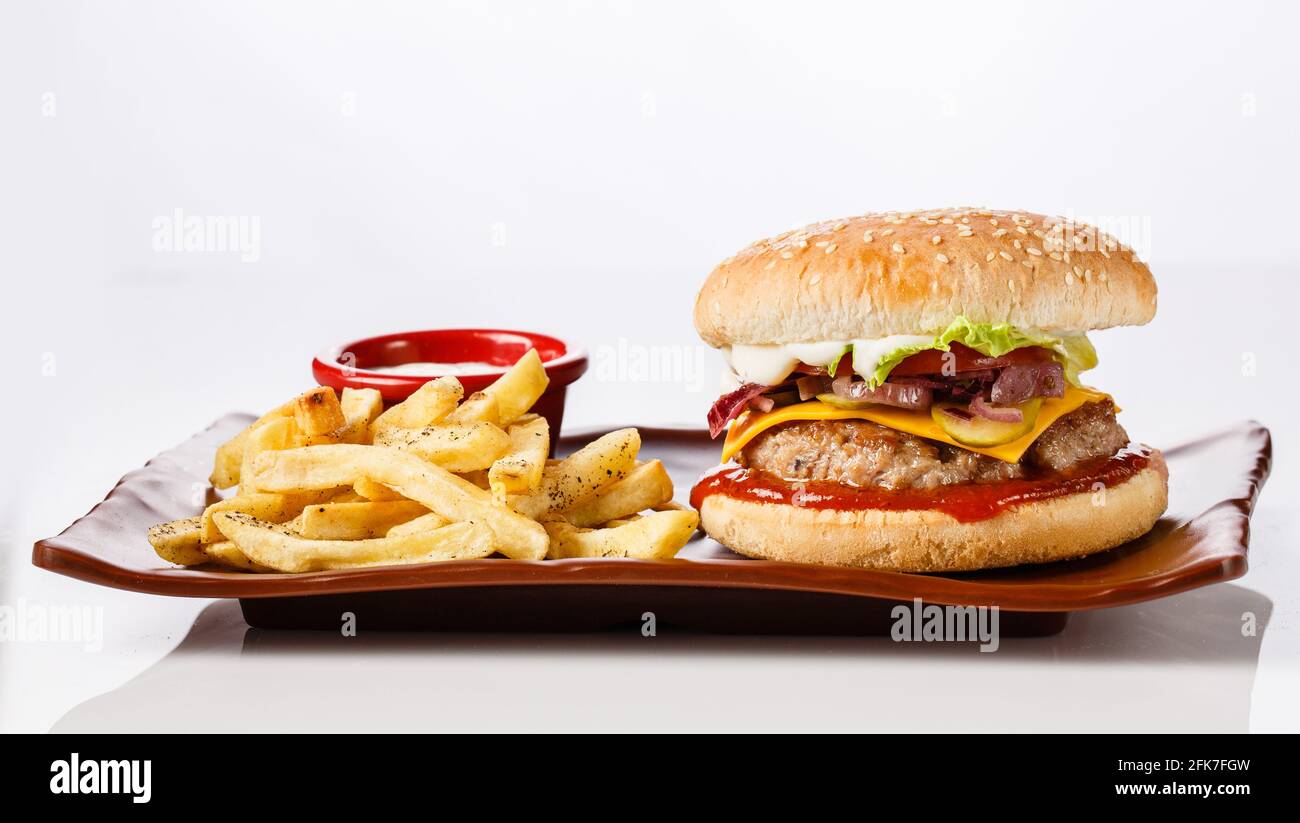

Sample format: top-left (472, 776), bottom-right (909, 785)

top-left (739, 401), bottom-right (1128, 490)
top-left (1024, 399), bottom-right (1129, 472)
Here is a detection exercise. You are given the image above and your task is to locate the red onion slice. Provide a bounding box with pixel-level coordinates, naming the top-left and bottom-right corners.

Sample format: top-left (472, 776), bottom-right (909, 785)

top-left (832, 376), bottom-right (933, 410)
top-left (970, 395), bottom-right (1023, 423)
top-left (796, 375), bottom-right (831, 401)
top-left (990, 362), bottom-right (1065, 405)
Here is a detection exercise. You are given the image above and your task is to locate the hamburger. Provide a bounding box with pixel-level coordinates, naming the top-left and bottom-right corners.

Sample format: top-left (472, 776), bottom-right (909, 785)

top-left (690, 208), bottom-right (1167, 572)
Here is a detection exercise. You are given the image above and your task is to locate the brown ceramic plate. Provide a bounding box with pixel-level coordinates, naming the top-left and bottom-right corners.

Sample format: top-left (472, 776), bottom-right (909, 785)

top-left (32, 416), bottom-right (1271, 635)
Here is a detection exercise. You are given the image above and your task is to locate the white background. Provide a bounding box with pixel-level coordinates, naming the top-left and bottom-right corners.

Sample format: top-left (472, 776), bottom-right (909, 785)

top-left (2, 0), bottom-right (1298, 732)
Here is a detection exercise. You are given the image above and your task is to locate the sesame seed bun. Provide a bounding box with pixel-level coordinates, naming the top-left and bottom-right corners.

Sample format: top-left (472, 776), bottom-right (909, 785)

top-left (697, 452), bottom-right (1168, 572)
top-left (694, 208), bottom-right (1158, 347)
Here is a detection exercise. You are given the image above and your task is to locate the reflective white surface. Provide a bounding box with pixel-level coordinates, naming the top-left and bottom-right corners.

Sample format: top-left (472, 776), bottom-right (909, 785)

top-left (34, 585), bottom-right (1282, 733)
top-left (3, 0), bottom-right (1300, 732)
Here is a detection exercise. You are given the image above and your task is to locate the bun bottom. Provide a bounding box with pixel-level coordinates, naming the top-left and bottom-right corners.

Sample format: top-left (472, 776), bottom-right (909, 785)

top-left (699, 453), bottom-right (1168, 572)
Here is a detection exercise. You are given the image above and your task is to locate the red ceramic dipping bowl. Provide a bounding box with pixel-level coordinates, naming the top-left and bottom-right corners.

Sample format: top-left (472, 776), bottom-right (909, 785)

top-left (312, 329), bottom-right (588, 447)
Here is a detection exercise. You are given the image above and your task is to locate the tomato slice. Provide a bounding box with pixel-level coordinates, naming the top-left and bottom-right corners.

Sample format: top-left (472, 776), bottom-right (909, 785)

top-left (888, 343), bottom-right (1055, 377)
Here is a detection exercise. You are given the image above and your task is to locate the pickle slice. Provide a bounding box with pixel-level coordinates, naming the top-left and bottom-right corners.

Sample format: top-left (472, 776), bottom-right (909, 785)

top-left (931, 398), bottom-right (1042, 447)
top-left (816, 392), bottom-right (876, 411)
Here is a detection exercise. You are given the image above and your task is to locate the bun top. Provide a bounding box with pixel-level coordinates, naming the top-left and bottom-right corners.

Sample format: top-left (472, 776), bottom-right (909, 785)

top-left (694, 208), bottom-right (1157, 347)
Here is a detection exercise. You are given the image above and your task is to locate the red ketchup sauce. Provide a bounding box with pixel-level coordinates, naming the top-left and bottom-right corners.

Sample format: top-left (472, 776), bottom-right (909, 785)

top-left (690, 445), bottom-right (1154, 524)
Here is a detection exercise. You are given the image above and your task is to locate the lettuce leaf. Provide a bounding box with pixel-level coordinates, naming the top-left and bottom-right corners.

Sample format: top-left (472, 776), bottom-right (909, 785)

top-left (852, 317), bottom-right (1097, 387)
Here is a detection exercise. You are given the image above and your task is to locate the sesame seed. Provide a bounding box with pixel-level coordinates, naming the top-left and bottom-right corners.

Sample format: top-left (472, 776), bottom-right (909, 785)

top-left (941, 217), bottom-right (954, 224)
top-left (780, 251), bottom-right (794, 259)
top-left (985, 252), bottom-right (996, 262)
top-left (999, 251), bottom-right (1014, 261)
top-left (1073, 265), bottom-right (1083, 277)
top-left (795, 238), bottom-right (808, 248)
top-left (824, 243), bottom-right (837, 254)
top-left (809, 273), bottom-right (822, 285)
top-left (1021, 260), bottom-right (1033, 268)
top-left (936, 253), bottom-right (949, 264)
top-left (1016, 226), bottom-right (1028, 235)
top-left (1049, 252), bottom-right (1063, 261)
top-left (992, 228), bottom-right (1008, 238)
top-left (1065, 272), bottom-right (1076, 285)
top-left (863, 231), bottom-right (874, 243)
top-left (1026, 246), bottom-right (1042, 256)
top-left (989, 218), bottom-right (999, 226)
top-left (815, 240), bottom-right (829, 247)
top-left (891, 242), bottom-right (905, 254)
top-left (1013, 239), bottom-right (1023, 249)
top-left (958, 229), bottom-right (974, 237)
top-left (1008, 279), bottom-right (1016, 290)
top-left (931, 235), bottom-right (942, 245)
top-left (881, 228), bottom-right (895, 236)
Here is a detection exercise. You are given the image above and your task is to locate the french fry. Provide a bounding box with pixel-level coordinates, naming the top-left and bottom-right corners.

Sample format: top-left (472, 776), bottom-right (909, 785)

top-left (298, 500), bottom-right (429, 540)
top-left (488, 415), bottom-right (549, 501)
top-left (304, 387), bottom-right (383, 446)
top-left (214, 512), bottom-right (494, 573)
top-left (147, 516), bottom-right (207, 565)
top-left (562, 459), bottom-right (673, 527)
top-left (294, 387), bottom-right (347, 436)
top-left (373, 422), bottom-right (510, 472)
top-left (371, 377), bottom-right (462, 435)
top-left (385, 511), bottom-right (451, 538)
top-left (202, 540), bottom-right (274, 572)
top-left (476, 348), bottom-right (548, 425)
top-left (457, 469), bottom-right (491, 490)
top-left (200, 490), bottom-right (332, 544)
top-left (237, 416), bottom-right (301, 495)
top-left (342, 387), bottom-right (383, 424)
top-left (354, 476), bottom-right (406, 501)
top-left (510, 428), bottom-right (640, 519)
top-left (543, 510), bottom-right (698, 560)
top-left (447, 391), bottom-right (500, 426)
top-left (209, 402), bottom-right (294, 489)
top-left (245, 444), bottom-right (550, 560)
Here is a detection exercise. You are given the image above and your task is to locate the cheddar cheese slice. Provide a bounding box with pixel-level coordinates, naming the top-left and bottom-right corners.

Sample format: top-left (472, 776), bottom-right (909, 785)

top-left (720, 385), bottom-right (1112, 464)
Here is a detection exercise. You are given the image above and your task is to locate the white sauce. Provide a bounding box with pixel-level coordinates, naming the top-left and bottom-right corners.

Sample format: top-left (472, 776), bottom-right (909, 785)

top-left (363, 360), bottom-right (503, 376)
top-left (723, 336), bottom-right (932, 385)
top-left (720, 329), bottom-right (1092, 387)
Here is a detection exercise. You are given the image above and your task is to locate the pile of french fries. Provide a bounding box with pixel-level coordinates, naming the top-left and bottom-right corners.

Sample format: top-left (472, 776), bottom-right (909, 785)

top-left (147, 350), bottom-right (698, 572)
